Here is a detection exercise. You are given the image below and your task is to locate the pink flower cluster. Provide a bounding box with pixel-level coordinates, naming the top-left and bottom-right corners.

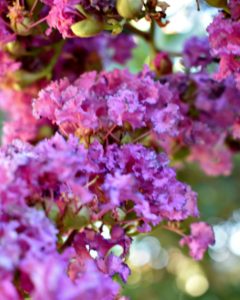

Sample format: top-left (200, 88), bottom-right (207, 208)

top-left (33, 68), bottom-right (181, 137)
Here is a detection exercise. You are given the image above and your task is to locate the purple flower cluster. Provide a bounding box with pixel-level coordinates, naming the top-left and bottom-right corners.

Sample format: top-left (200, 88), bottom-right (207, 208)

top-left (0, 203), bottom-right (121, 299)
top-left (161, 70), bottom-right (240, 176)
top-left (0, 131), bottom-right (198, 229)
top-left (33, 61), bottom-right (240, 176)
top-left (41, 0), bottom-right (116, 38)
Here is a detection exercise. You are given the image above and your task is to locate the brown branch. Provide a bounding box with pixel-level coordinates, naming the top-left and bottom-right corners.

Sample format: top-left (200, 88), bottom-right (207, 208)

top-left (162, 224), bottom-right (185, 237)
top-left (196, 0), bottom-right (200, 11)
top-left (124, 22), bottom-right (182, 57)
top-left (124, 23), bottom-right (151, 41)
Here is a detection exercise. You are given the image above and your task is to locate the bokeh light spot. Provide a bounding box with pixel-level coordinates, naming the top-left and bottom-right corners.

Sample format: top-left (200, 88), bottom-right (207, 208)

top-left (185, 274), bottom-right (209, 297)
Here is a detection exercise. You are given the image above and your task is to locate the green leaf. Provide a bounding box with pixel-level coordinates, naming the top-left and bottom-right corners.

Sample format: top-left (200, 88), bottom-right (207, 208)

top-left (121, 133), bottom-right (132, 144)
top-left (63, 207), bottom-right (89, 230)
top-left (48, 202), bottom-right (59, 223)
top-left (173, 146), bottom-right (190, 161)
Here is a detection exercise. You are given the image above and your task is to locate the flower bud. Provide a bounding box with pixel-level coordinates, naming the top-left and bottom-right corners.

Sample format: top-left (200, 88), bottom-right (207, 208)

top-left (204, 0), bottom-right (228, 8)
top-left (5, 41), bottom-right (25, 56)
top-left (10, 15), bottom-right (33, 36)
top-left (151, 52), bottom-right (173, 76)
top-left (116, 0), bottom-right (143, 19)
top-left (71, 17), bottom-right (103, 38)
top-left (8, 2), bottom-right (33, 36)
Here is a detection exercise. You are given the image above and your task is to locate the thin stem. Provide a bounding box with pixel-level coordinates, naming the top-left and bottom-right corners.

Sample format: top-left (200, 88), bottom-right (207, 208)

top-left (168, 51), bottom-right (182, 57)
top-left (118, 217), bottom-right (143, 225)
top-left (47, 40), bottom-right (65, 73)
top-left (30, 0), bottom-right (39, 15)
top-left (59, 126), bottom-right (69, 138)
top-left (15, 41), bottom-right (64, 87)
top-left (132, 130), bottom-right (151, 143)
top-left (162, 224), bottom-right (185, 237)
top-left (149, 19), bottom-right (157, 55)
top-left (27, 15), bottom-right (47, 29)
top-left (109, 133), bottom-right (120, 143)
top-left (196, 0), bottom-right (200, 11)
top-left (125, 23), bottom-right (150, 41)
top-left (84, 176), bottom-right (99, 188)
top-left (103, 125), bottom-right (117, 141)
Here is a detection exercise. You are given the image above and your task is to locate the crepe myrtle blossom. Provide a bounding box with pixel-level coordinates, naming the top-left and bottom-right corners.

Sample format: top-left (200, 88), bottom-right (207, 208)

top-left (33, 65), bottom-right (240, 176)
top-left (42, 0), bottom-right (118, 38)
top-left (0, 133), bottom-right (198, 229)
top-left (44, 0), bottom-right (85, 38)
top-left (0, 132), bottom-right (213, 298)
top-left (33, 62), bottom-right (240, 176)
top-left (207, 9), bottom-right (240, 88)
top-left (182, 36), bottom-right (213, 70)
top-left (159, 65), bottom-right (240, 176)
top-left (229, 0), bottom-right (240, 20)
top-left (180, 222), bottom-right (215, 260)
top-left (33, 67), bottom-right (182, 137)
top-left (0, 131), bottom-right (213, 300)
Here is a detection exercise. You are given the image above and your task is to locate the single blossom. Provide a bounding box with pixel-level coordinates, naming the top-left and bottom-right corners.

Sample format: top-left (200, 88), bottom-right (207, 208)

top-left (180, 222), bottom-right (215, 260)
top-left (183, 36), bottom-right (212, 69)
top-left (45, 0), bottom-right (84, 38)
